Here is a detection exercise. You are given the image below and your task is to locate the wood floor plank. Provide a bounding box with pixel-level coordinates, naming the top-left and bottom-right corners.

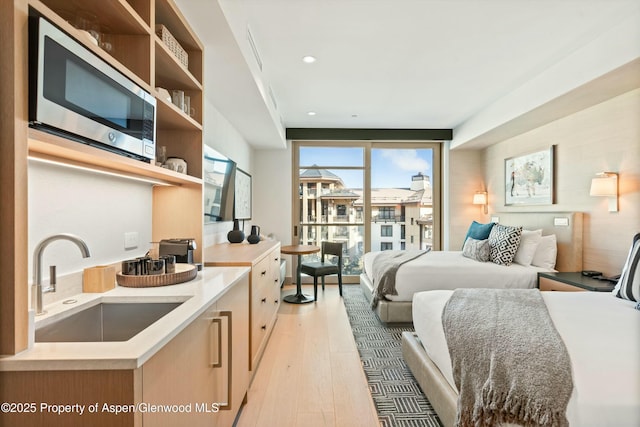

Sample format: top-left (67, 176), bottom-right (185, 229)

top-left (331, 351), bottom-right (379, 427)
top-left (236, 285), bottom-right (378, 427)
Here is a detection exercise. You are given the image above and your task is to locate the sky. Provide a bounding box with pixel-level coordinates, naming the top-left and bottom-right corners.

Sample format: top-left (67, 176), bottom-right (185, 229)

top-left (299, 147), bottom-right (433, 189)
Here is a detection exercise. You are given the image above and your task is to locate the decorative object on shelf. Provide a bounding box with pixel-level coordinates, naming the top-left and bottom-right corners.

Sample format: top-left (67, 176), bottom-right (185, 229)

top-left (156, 24), bottom-right (189, 69)
top-left (171, 89), bottom-right (185, 110)
top-left (99, 25), bottom-right (113, 53)
top-left (184, 95), bottom-right (195, 117)
top-left (155, 87), bottom-right (172, 103)
top-left (165, 157), bottom-right (187, 174)
top-left (247, 225), bottom-right (261, 244)
top-left (505, 145), bottom-right (555, 206)
top-left (227, 219), bottom-right (245, 243)
top-left (75, 10), bottom-right (100, 45)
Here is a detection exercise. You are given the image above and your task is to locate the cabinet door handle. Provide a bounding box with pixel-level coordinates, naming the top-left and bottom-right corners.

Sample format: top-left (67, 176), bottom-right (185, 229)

top-left (210, 318), bottom-right (222, 368)
top-left (261, 297), bottom-right (267, 303)
top-left (261, 324), bottom-right (266, 330)
top-left (208, 311), bottom-right (233, 411)
top-left (261, 270), bottom-right (267, 276)
top-left (274, 299), bottom-right (279, 304)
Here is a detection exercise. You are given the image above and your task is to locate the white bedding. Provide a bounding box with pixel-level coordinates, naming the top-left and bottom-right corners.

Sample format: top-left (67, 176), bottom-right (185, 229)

top-left (363, 250), bottom-right (551, 302)
top-left (412, 290), bottom-right (640, 427)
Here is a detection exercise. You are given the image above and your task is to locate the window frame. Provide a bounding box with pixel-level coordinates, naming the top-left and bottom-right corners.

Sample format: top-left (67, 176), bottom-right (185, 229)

top-left (292, 140), bottom-right (441, 281)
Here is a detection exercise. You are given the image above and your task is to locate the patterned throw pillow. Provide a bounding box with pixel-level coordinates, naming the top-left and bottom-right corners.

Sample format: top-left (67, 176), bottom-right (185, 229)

top-left (613, 233), bottom-right (640, 302)
top-left (462, 237), bottom-right (490, 262)
top-left (488, 224), bottom-right (523, 266)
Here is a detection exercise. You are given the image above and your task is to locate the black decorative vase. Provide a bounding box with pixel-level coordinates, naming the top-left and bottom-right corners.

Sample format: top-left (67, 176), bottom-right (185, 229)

top-left (227, 219), bottom-right (245, 243)
top-left (247, 225), bottom-right (261, 244)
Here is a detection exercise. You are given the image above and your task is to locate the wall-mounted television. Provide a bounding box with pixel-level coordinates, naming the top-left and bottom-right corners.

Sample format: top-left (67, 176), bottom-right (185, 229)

top-left (203, 146), bottom-right (236, 223)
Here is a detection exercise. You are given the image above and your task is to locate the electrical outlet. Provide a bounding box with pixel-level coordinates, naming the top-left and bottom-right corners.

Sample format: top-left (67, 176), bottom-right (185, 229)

top-left (124, 232), bottom-right (139, 249)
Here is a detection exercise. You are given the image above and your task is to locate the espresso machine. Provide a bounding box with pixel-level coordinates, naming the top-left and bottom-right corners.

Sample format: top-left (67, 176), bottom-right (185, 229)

top-left (159, 238), bottom-right (196, 264)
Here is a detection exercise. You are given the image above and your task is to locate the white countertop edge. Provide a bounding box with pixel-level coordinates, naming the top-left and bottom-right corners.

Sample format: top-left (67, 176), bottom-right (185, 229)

top-left (0, 266), bottom-right (251, 371)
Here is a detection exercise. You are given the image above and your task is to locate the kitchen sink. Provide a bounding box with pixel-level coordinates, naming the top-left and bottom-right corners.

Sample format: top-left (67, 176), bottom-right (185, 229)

top-left (35, 301), bottom-right (183, 343)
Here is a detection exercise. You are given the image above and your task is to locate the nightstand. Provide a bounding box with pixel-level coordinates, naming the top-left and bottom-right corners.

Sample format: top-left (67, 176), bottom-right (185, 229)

top-left (538, 272), bottom-right (616, 292)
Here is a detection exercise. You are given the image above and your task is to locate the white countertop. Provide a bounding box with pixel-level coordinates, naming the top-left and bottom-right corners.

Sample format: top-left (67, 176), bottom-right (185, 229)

top-left (0, 266), bottom-right (250, 372)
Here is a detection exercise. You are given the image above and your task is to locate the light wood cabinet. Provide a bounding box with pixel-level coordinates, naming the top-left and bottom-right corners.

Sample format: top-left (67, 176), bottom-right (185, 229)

top-left (0, 0), bottom-right (207, 353)
top-left (143, 274), bottom-right (249, 427)
top-left (204, 240), bottom-right (281, 373)
top-left (537, 272), bottom-right (615, 292)
top-left (250, 247), bottom-right (281, 366)
top-left (0, 274), bottom-right (250, 427)
top-left (539, 277), bottom-right (586, 292)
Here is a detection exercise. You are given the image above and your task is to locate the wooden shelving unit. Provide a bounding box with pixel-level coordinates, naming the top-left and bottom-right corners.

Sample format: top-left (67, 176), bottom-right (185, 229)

top-left (27, 0), bottom-right (206, 241)
top-left (2, 0), bottom-right (206, 356)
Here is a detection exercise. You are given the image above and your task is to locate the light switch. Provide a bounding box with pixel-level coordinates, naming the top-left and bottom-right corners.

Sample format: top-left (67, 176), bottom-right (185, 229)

top-left (554, 217), bottom-right (569, 227)
top-left (124, 232), bottom-right (139, 249)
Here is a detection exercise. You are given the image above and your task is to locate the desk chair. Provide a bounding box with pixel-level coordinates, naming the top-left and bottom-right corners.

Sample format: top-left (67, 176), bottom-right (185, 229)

top-left (300, 242), bottom-right (343, 301)
top-left (614, 232), bottom-right (640, 302)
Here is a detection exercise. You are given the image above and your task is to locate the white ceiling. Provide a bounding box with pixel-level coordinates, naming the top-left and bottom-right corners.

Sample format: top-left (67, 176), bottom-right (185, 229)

top-left (175, 0), bottom-right (640, 149)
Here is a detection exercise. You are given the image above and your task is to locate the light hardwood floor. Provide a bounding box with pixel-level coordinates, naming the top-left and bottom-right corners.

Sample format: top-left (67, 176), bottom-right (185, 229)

top-left (236, 284), bottom-right (379, 427)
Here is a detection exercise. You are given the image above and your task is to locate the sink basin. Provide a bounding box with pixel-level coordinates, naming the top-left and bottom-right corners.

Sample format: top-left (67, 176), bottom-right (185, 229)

top-left (35, 302), bottom-right (183, 343)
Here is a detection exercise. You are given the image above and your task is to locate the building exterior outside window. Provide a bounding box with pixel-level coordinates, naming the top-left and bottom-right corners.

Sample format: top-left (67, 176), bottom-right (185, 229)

top-left (298, 168), bottom-right (433, 274)
top-left (381, 242), bottom-right (393, 251)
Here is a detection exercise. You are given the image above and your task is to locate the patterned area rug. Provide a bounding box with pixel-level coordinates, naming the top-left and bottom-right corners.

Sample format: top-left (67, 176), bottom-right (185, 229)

top-left (342, 285), bottom-right (442, 427)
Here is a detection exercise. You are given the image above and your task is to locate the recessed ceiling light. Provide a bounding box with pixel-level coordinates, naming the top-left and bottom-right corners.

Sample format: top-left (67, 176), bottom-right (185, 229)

top-left (307, 111), bottom-right (317, 116)
top-left (351, 114), bottom-right (359, 118)
top-left (302, 55), bottom-right (317, 64)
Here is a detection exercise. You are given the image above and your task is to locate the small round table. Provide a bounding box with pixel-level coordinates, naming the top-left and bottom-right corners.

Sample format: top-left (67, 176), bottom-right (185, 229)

top-left (281, 244), bottom-right (320, 304)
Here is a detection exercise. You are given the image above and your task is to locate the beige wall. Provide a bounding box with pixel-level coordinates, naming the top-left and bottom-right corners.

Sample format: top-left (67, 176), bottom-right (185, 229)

top-left (446, 149), bottom-right (485, 249)
top-left (482, 89), bottom-right (640, 275)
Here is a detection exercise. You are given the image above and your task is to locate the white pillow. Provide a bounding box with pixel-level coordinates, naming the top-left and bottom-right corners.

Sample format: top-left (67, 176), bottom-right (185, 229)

top-left (513, 229), bottom-right (542, 266)
top-left (531, 234), bottom-right (557, 270)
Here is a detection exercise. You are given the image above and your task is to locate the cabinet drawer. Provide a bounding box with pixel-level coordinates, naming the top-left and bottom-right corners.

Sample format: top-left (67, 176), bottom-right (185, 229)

top-left (251, 256), bottom-right (271, 290)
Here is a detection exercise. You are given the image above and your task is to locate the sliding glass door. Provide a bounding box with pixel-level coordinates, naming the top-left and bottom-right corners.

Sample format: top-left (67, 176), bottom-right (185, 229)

top-left (293, 141), bottom-right (440, 283)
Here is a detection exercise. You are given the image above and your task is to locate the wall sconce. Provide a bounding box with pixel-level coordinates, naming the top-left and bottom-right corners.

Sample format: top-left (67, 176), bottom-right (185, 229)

top-left (589, 172), bottom-right (618, 212)
top-left (472, 191), bottom-right (488, 214)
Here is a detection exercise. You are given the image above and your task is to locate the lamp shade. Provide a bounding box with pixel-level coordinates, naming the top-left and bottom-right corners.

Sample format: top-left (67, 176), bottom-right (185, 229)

top-left (472, 192), bottom-right (487, 205)
top-left (590, 174), bottom-right (617, 196)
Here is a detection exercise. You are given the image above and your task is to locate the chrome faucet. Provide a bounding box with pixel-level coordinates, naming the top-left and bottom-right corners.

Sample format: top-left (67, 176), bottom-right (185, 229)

top-left (32, 234), bottom-right (91, 315)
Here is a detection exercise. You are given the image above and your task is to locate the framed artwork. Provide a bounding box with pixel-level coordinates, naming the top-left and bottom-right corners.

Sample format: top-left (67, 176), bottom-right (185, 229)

top-left (505, 146), bottom-right (555, 206)
top-left (234, 167), bottom-right (252, 220)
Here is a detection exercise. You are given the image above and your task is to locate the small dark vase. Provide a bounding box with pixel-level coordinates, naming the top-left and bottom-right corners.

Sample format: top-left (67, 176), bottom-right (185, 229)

top-left (247, 225), bottom-right (261, 244)
top-left (227, 219), bottom-right (245, 243)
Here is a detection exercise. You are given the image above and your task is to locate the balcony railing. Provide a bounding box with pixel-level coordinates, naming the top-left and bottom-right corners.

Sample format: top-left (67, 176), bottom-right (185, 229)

top-left (373, 215), bottom-right (405, 223)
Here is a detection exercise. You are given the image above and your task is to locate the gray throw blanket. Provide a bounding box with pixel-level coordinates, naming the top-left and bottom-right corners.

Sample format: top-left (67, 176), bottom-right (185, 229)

top-left (370, 249), bottom-right (429, 309)
top-left (442, 289), bottom-right (573, 427)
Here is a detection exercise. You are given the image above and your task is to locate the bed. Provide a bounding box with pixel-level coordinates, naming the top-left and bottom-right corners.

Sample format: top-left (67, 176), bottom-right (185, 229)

top-left (402, 290), bottom-right (640, 427)
top-left (360, 212), bottom-right (584, 323)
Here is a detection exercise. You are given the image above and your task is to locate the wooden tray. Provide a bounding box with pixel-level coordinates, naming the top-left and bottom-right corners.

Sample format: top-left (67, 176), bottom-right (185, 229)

top-left (116, 263), bottom-right (197, 288)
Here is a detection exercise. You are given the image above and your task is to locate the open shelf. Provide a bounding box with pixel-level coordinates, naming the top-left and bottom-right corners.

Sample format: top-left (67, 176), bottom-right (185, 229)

top-left (154, 36), bottom-right (203, 91)
top-left (37, 0), bottom-right (150, 33)
top-left (28, 129), bottom-right (201, 186)
top-left (155, 90), bottom-right (203, 130)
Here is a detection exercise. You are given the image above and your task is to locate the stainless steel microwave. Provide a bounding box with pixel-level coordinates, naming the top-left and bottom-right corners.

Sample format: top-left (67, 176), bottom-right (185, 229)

top-left (29, 16), bottom-right (156, 162)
